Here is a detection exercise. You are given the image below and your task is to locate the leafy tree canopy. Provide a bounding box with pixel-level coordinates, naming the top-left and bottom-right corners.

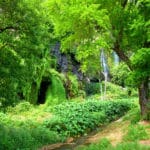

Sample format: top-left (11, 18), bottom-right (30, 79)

top-left (0, 0), bottom-right (53, 107)
top-left (47, 0), bottom-right (112, 73)
top-left (48, 0), bottom-right (150, 117)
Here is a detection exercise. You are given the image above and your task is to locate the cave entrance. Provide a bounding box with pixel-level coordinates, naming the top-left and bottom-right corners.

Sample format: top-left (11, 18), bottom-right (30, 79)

top-left (37, 78), bottom-right (51, 104)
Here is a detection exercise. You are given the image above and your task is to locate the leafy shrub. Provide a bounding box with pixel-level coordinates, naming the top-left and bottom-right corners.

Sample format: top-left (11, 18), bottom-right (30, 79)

top-left (43, 116), bottom-right (67, 133)
top-left (67, 74), bottom-right (80, 98)
top-left (30, 126), bottom-right (61, 145)
top-left (6, 101), bottom-right (33, 114)
top-left (0, 99), bottom-right (134, 149)
top-left (0, 112), bottom-right (12, 126)
top-left (84, 82), bottom-right (100, 95)
top-left (103, 100), bottom-right (132, 121)
top-left (44, 107), bottom-right (106, 136)
top-left (86, 82), bottom-right (137, 100)
top-left (103, 82), bottom-right (137, 99)
top-left (111, 63), bottom-right (130, 87)
top-left (44, 99), bottom-right (133, 136)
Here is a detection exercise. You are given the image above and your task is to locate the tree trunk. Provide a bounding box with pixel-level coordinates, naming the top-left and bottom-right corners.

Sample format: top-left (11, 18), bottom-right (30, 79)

top-left (113, 41), bottom-right (132, 70)
top-left (138, 79), bottom-right (150, 119)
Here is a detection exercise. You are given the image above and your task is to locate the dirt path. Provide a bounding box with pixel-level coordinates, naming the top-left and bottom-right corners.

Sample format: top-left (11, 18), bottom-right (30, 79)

top-left (40, 119), bottom-right (129, 150)
top-left (82, 119), bottom-right (129, 146)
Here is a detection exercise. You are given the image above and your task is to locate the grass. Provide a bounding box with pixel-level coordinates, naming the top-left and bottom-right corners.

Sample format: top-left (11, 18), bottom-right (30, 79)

top-left (124, 124), bottom-right (149, 141)
top-left (76, 106), bottom-right (150, 150)
top-left (0, 102), bottom-right (61, 150)
top-left (6, 102), bottom-right (52, 120)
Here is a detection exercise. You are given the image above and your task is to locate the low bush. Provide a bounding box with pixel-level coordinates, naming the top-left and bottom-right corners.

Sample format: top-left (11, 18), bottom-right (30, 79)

top-left (44, 99), bottom-right (134, 136)
top-left (86, 82), bottom-right (138, 100)
top-left (84, 82), bottom-right (100, 95)
top-left (103, 82), bottom-right (137, 99)
top-left (6, 101), bottom-right (33, 114)
top-left (30, 126), bottom-right (61, 145)
top-left (44, 107), bottom-right (106, 136)
top-left (111, 62), bottom-right (129, 87)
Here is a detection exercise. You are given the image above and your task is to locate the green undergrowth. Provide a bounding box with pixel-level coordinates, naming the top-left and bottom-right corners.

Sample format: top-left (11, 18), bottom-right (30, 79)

top-left (0, 123), bottom-right (60, 150)
top-left (77, 139), bottom-right (150, 150)
top-left (0, 103), bottom-right (62, 150)
top-left (123, 107), bottom-right (141, 124)
top-left (86, 82), bottom-right (138, 100)
top-left (76, 107), bottom-right (150, 150)
top-left (124, 124), bottom-right (149, 141)
top-left (123, 107), bottom-right (150, 141)
top-left (0, 99), bottom-right (136, 149)
top-left (44, 99), bottom-right (135, 137)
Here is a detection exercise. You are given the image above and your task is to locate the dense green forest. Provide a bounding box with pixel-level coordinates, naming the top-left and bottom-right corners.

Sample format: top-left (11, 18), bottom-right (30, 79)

top-left (0, 0), bottom-right (150, 149)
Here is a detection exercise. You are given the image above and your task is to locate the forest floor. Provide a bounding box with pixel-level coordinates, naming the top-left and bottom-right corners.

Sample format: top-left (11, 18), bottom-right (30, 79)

top-left (40, 119), bottom-right (128, 150)
top-left (41, 117), bottom-right (150, 150)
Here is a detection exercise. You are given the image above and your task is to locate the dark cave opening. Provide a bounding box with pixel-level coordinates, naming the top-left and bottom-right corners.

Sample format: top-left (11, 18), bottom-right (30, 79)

top-left (37, 79), bottom-right (51, 104)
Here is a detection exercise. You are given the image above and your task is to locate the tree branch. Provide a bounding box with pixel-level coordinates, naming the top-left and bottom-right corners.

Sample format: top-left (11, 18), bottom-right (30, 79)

top-left (113, 41), bottom-right (132, 70)
top-left (112, 0), bottom-right (132, 70)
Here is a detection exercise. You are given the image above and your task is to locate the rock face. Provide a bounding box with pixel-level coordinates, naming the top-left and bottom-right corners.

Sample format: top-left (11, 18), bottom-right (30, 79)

top-left (51, 42), bottom-right (68, 72)
top-left (51, 42), bottom-right (83, 80)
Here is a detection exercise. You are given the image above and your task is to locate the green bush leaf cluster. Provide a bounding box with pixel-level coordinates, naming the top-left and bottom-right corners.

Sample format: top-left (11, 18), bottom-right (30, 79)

top-left (85, 82), bottom-right (137, 99)
top-left (44, 99), bottom-right (134, 136)
top-left (111, 63), bottom-right (130, 87)
top-left (85, 82), bottom-right (100, 95)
